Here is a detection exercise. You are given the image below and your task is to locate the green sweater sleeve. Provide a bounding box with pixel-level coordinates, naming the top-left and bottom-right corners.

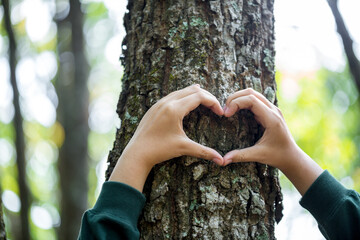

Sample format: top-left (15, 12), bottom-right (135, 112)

top-left (78, 181), bottom-right (146, 240)
top-left (300, 170), bottom-right (360, 240)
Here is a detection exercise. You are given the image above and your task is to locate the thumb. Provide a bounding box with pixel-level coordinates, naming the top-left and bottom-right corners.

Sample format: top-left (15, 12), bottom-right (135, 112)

top-left (223, 145), bottom-right (264, 166)
top-left (182, 139), bottom-right (224, 166)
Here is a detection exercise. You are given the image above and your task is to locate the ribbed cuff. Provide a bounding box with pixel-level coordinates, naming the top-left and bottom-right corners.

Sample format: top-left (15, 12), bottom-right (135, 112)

top-left (300, 170), bottom-right (348, 223)
top-left (93, 181), bottom-right (146, 226)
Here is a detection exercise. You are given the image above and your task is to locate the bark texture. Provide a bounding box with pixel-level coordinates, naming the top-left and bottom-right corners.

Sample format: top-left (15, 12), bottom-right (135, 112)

top-left (0, 198), bottom-right (6, 240)
top-left (56, 0), bottom-right (89, 239)
top-left (2, 1), bottom-right (30, 239)
top-left (106, 0), bottom-right (283, 239)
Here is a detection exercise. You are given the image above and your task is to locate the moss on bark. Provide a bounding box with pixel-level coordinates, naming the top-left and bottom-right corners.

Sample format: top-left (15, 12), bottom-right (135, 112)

top-left (106, 0), bottom-right (283, 239)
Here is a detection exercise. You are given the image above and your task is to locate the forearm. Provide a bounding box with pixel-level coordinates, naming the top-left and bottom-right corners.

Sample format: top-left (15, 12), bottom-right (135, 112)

top-left (109, 146), bottom-right (153, 192)
top-left (279, 146), bottom-right (323, 196)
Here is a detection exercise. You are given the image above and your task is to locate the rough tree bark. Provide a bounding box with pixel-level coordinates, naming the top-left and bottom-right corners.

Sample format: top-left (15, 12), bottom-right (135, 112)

top-left (0, 197), bottom-right (6, 240)
top-left (2, 1), bottom-right (30, 239)
top-left (106, 0), bottom-right (283, 239)
top-left (56, 0), bottom-right (89, 239)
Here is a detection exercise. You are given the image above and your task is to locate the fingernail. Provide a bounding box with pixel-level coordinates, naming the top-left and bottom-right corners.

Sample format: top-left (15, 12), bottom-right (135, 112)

top-left (224, 158), bottom-right (232, 166)
top-left (195, 84), bottom-right (200, 87)
top-left (212, 157), bottom-right (223, 165)
top-left (223, 105), bottom-right (228, 115)
top-left (224, 107), bottom-right (229, 116)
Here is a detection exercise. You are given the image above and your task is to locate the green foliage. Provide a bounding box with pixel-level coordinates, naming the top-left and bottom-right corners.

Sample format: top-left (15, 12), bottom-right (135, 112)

top-left (1, 0), bottom-right (360, 239)
top-left (0, 0), bottom-right (121, 238)
top-left (276, 68), bottom-right (360, 192)
top-left (84, 2), bottom-right (108, 22)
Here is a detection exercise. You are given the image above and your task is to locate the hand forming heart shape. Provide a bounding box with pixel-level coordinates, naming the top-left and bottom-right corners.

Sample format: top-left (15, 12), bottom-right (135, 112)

top-left (110, 84), bottom-right (299, 191)
top-left (123, 84), bottom-right (295, 168)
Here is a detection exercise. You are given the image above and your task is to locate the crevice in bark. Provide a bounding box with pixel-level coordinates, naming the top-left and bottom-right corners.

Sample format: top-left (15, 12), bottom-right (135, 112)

top-left (107, 0), bottom-right (283, 238)
top-left (161, 48), bottom-right (172, 97)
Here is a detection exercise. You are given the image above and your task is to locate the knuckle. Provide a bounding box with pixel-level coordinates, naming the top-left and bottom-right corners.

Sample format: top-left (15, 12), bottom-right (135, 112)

top-left (246, 88), bottom-right (255, 94)
top-left (198, 148), bottom-right (209, 159)
top-left (274, 109), bottom-right (283, 120)
top-left (162, 102), bottom-right (176, 115)
top-left (248, 94), bottom-right (257, 102)
top-left (197, 90), bottom-right (206, 98)
top-left (193, 91), bottom-right (205, 102)
top-left (275, 107), bottom-right (284, 117)
top-left (272, 114), bottom-right (285, 128)
top-left (235, 151), bottom-right (246, 162)
top-left (191, 84), bottom-right (201, 92)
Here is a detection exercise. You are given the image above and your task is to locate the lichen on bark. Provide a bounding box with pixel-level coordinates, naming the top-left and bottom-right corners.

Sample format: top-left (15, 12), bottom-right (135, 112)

top-left (106, 0), bottom-right (283, 239)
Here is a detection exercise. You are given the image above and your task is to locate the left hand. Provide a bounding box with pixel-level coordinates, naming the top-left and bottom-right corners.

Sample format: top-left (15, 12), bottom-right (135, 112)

top-left (109, 84), bottom-right (224, 191)
top-left (222, 88), bottom-right (323, 195)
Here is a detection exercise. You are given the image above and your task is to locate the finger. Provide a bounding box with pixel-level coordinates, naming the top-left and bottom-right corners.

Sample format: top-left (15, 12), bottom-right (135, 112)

top-left (275, 106), bottom-right (285, 120)
top-left (199, 88), bottom-right (217, 99)
top-left (224, 95), bottom-right (273, 127)
top-left (225, 88), bottom-right (274, 110)
top-left (182, 139), bottom-right (224, 165)
top-left (166, 84), bottom-right (201, 100)
top-left (199, 88), bottom-right (225, 115)
top-left (177, 90), bottom-right (224, 116)
top-left (223, 145), bottom-right (264, 166)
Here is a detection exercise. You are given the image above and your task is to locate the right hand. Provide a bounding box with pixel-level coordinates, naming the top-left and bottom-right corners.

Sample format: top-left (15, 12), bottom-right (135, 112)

top-left (121, 84), bottom-right (224, 168)
top-left (109, 84), bottom-right (224, 192)
top-left (222, 88), bottom-right (299, 170)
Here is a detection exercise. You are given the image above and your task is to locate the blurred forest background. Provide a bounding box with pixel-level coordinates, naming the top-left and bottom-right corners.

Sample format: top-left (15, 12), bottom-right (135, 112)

top-left (0, 0), bottom-right (359, 239)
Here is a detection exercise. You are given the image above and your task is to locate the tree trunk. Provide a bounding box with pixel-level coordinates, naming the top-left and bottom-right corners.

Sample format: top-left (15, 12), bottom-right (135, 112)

top-left (56, 0), bottom-right (89, 239)
top-left (327, 0), bottom-right (360, 93)
top-left (2, 1), bottom-right (30, 239)
top-left (0, 197), bottom-right (6, 240)
top-left (106, 0), bottom-right (283, 239)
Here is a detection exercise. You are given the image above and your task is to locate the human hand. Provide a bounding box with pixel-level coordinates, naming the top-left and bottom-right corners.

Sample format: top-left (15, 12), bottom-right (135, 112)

top-left (222, 88), bottom-right (323, 195)
top-left (222, 88), bottom-right (299, 169)
top-left (109, 85), bottom-right (224, 191)
top-left (125, 84), bottom-right (224, 167)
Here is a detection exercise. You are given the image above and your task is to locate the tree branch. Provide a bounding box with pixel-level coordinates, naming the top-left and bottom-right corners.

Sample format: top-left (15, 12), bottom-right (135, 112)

top-left (327, 0), bottom-right (360, 93)
top-left (1, 1), bottom-right (30, 239)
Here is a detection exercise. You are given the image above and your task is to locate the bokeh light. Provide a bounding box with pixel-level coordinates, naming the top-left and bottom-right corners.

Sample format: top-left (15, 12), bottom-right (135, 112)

top-left (2, 190), bottom-right (20, 213)
top-left (0, 0), bottom-right (359, 239)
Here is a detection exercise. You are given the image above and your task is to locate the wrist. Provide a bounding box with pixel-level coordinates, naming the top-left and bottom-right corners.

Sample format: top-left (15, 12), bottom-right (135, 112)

top-left (279, 145), bottom-right (323, 196)
top-left (278, 144), bottom-right (306, 173)
top-left (109, 148), bottom-right (153, 192)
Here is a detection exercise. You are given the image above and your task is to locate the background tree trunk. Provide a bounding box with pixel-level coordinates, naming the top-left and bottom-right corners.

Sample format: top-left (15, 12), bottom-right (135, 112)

top-left (327, 0), bottom-right (360, 94)
top-left (2, 1), bottom-right (30, 239)
top-left (56, 0), bottom-right (89, 239)
top-left (106, 0), bottom-right (283, 239)
top-left (0, 197), bottom-right (6, 240)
